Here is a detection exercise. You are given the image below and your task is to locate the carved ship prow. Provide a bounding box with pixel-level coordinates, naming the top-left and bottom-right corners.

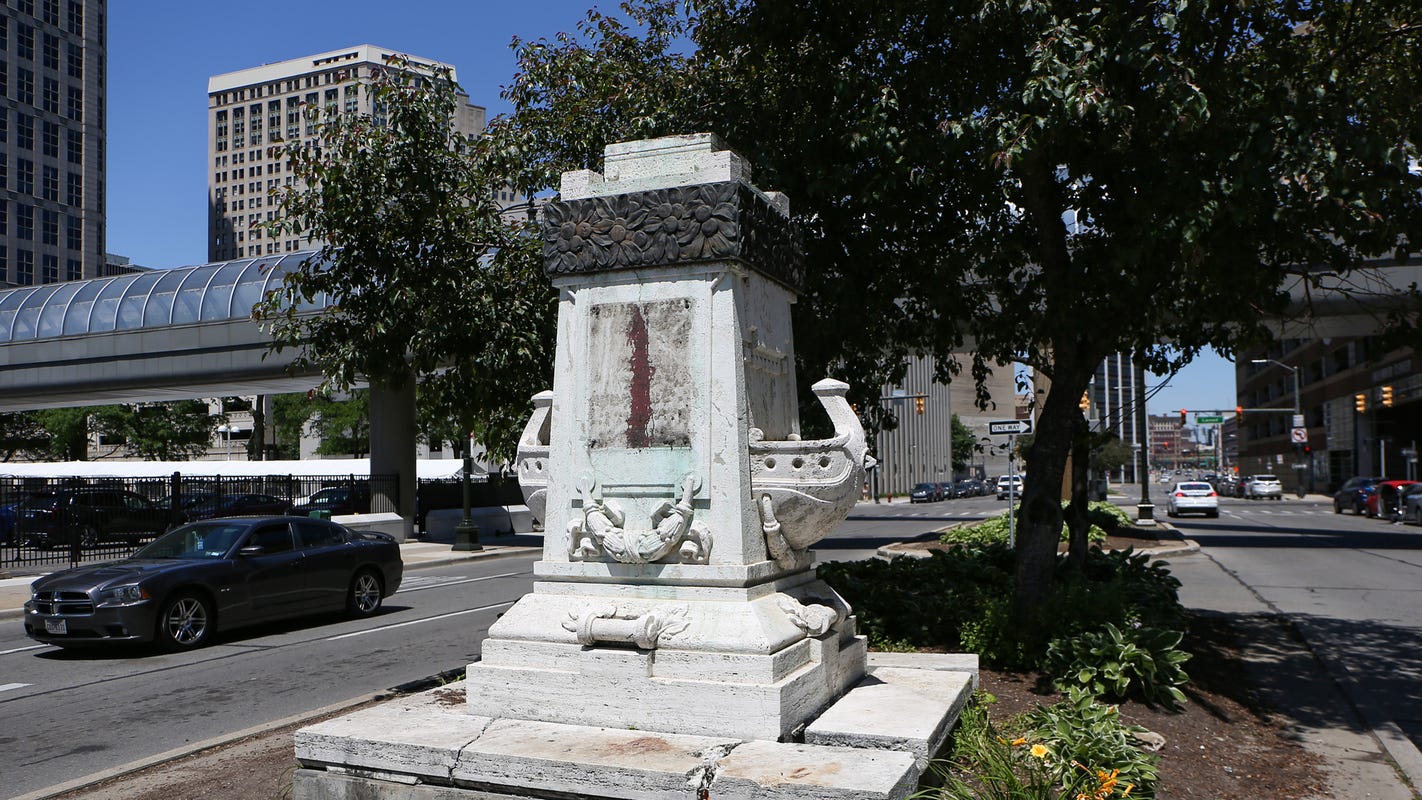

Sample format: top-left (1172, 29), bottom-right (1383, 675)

top-left (750, 378), bottom-right (873, 565)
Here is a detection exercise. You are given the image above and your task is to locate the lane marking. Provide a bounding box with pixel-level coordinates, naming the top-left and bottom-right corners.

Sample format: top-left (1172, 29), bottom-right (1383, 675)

top-left (324, 601), bottom-right (515, 641)
top-left (0, 682), bottom-right (32, 693)
top-left (0, 644), bottom-right (47, 656)
top-left (395, 571), bottom-right (526, 594)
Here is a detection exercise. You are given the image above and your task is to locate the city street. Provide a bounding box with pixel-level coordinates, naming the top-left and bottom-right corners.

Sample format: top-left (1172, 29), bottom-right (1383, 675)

top-left (0, 554), bottom-right (537, 799)
top-left (1166, 495), bottom-right (1422, 755)
top-left (4, 494), bottom-right (1420, 798)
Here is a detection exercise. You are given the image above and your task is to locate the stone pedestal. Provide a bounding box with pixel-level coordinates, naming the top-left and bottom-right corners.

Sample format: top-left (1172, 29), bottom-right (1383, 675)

top-left (293, 134), bottom-right (978, 800)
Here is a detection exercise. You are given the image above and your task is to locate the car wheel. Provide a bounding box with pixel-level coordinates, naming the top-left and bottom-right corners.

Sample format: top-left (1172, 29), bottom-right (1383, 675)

top-left (156, 592), bottom-right (213, 651)
top-left (1334, 502), bottom-right (1342, 514)
top-left (347, 569), bottom-right (384, 617)
top-left (79, 525), bottom-right (99, 548)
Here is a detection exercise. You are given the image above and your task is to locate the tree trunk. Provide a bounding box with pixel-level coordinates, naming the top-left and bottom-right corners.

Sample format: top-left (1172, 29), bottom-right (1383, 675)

top-left (1013, 363), bottom-right (1094, 626)
top-left (1065, 412), bottom-right (1091, 571)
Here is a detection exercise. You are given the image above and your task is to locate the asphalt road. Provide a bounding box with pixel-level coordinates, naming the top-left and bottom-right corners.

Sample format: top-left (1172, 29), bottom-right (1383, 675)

top-left (1166, 495), bottom-right (1422, 754)
top-left (0, 554), bottom-right (538, 799)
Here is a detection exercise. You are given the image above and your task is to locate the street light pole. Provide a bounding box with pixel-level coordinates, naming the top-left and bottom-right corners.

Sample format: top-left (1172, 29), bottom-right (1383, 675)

top-left (1252, 358), bottom-right (1304, 496)
top-left (217, 424), bottom-right (232, 461)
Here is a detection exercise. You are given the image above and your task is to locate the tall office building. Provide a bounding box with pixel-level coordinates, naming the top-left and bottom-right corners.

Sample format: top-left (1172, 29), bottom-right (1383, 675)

top-left (207, 45), bottom-right (486, 261)
top-left (1082, 352), bottom-right (1145, 482)
top-left (0, 0), bottom-right (106, 288)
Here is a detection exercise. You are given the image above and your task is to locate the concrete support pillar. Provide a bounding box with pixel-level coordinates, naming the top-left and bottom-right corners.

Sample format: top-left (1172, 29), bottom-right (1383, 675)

top-left (370, 380), bottom-right (417, 541)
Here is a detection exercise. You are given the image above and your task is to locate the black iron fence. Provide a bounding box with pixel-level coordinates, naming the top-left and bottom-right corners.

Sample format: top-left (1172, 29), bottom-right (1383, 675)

top-left (1, 471), bottom-right (525, 572)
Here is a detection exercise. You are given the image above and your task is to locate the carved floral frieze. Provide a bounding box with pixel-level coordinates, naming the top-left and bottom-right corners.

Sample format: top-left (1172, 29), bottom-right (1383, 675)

top-left (541, 182), bottom-right (803, 291)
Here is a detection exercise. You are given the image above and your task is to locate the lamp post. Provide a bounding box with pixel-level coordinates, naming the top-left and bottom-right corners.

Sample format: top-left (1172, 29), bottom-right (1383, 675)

top-left (217, 424), bottom-right (235, 461)
top-left (453, 433), bottom-right (483, 552)
top-left (1251, 358), bottom-right (1304, 496)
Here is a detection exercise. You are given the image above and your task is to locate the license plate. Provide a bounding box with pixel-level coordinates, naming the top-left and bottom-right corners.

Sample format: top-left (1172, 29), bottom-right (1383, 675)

top-left (44, 619), bottom-right (67, 635)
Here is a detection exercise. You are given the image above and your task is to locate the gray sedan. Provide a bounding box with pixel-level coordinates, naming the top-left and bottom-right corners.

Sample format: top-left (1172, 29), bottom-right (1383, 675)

top-left (23, 516), bottom-right (403, 650)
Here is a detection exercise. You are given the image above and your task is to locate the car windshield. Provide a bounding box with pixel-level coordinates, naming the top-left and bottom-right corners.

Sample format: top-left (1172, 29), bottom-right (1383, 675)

top-left (132, 522), bottom-right (249, 560)
top-left (912, 483), bottom-right (936, 491)
top-left (1254, 475), bottom-right (1279, 482)
top-left (1179, 483), bottom-right (1212, 491)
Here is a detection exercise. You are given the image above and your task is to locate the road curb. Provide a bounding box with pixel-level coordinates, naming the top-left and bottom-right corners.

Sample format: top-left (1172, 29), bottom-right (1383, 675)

top-left (1291, 617), bottom-right (1422, 793)
top-left (9, 690), bottom-right (390, 800)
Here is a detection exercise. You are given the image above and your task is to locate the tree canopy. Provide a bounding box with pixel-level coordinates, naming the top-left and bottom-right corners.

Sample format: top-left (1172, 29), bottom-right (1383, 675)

top-left (257, 57), bottom-right (557, 464)
top-left (494, 0), bottom-right (1421, 619)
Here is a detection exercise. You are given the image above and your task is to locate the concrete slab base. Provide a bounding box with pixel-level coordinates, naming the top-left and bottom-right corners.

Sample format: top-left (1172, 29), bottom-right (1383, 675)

top-left (294, 654), bottom-right (977, 800)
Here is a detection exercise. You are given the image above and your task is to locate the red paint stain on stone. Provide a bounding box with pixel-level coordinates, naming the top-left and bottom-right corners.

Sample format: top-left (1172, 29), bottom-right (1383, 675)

top-left (625, 305), bottom-right (655, 448)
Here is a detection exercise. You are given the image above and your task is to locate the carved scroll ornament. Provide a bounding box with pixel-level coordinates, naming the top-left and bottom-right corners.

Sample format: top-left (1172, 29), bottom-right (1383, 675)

top-left (562, 604), bottom-right (690, 649)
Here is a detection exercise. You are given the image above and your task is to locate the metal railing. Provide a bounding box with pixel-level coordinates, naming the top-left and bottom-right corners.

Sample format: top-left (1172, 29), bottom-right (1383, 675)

top-left (1, 472), bottom-right (399, 571)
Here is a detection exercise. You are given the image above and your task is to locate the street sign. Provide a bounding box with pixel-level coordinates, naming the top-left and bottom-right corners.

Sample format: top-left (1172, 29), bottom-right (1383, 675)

top-left (1290, 427), bottom-right (1308, 444)
top-left (988, 419), bottom-right (1033, 436)
top-left (1195, 415), bottom-right (1224, 424)
top-left (1292, 414), bottom-right (1305, 428)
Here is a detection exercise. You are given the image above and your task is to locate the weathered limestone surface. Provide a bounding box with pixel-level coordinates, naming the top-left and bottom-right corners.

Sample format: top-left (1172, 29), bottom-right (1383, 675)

top-left (804, 666), bottom-right (975, 769)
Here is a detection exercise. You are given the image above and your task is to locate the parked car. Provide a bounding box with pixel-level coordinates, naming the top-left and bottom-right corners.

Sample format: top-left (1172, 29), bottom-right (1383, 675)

top-left (1365, 480), bottom-right (1417, 519)
top-left (183, 493), bottom-right (292, 521)
top-left (949, 480), bottom-right (972, 499)
top-left (16, 488), bottom-right (170, 548)
top-left (0, 501), bottom-right (19, 545)
top-left (964, 478), bottom-right (988, 497)
top-left (1243, 474), bottom-right (1283, 500)
top-left (23, 516), bottom-right (403, 650)
top-left (995, 475), bottom-right (1023, 500)
top-left (289, 485), bottom-right (371, 517)
top-left (1166, 481), bottom-right (1219, 518)
top-left (909, 482), bottom-right (943, 503)
top-left (1399, 484), bottom-right (1422, 525)
top-left (1332, 476), bottom-right (1385, 515)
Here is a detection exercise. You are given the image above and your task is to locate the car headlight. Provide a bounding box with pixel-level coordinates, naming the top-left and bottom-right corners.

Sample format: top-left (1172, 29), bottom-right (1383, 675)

top-left (99, 584), bottom-right (151, 606)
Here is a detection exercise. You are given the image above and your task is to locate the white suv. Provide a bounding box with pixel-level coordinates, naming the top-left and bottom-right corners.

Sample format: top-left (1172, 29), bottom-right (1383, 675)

top-left (1244, 474), bottom-right (1283, 500)
top-left (995, 475), bottom-right (1023, 500)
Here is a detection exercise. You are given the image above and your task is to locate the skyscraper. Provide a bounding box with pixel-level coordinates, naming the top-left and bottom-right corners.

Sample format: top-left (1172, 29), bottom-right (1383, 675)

top-left (206, 45), bottom-right (486, 262)
top-left (0, 0), bottom-right (106, 288)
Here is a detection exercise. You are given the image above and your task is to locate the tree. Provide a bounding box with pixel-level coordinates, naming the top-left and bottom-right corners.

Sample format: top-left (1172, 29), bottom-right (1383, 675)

top-left (0, 412), bottom-right (46, 462)
top-left (308, 392), bottom-right (370, 459)
top-left (950, 414), bottom-right (977, 475)
top-left (257, 56), bottom-right (556, 465)
top-left (32, 408), bottom-right (94, 461)
top-left (91, 402), bottom-right (217, 461)
top-left (498, 0), bottom-right (1421, 624)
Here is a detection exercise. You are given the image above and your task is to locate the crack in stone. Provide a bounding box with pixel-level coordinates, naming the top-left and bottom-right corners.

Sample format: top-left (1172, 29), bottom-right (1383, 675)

top-left (687, 741), bottom-right (740, 797)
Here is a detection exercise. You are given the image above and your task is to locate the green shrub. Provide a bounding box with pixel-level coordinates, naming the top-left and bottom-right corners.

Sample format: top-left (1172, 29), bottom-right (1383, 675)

top-left (1044, 622), bottom-right (1191, 708)
top-left (942, 501), bottom-right (1126, 548)
top-left (1015, 691), bottom-right (1161, 799)
top-left (819, 541), bottom-right (1190, 678)
top-left (917, 693), bottom-right (1149, 800)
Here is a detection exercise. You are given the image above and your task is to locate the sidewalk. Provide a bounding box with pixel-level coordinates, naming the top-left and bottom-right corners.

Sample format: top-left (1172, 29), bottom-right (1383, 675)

top-left (0, 534), bottom-right (542, 622)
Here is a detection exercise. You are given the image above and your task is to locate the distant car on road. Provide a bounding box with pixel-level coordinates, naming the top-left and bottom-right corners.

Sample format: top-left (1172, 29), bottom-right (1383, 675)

top-left (1166, 481), bottom-right (1219, 518)
top-left (1399, 484), bottom-right (1422, 526)
top-left (1365, 480), bottom-right (1416, 519)
top-left (1332, 476), bottom-right (1385, 515)
top-left (23, 516), bottom-right (403, 650)
top-left (909, 482), bottom-right (943, 503)
top-left (996, 475), bottom-right (1023, 500)
top-left (16, 487), bottom-right (170, 548)
top-left (1243, 474), bottom-right (1283, 500)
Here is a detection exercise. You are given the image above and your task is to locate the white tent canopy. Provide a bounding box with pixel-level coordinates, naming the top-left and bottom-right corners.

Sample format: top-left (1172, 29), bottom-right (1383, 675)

top-left (0, 458), bottom-right (473, 480)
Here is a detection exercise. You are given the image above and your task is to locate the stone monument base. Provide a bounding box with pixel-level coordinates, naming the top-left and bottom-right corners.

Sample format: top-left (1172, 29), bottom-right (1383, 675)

top-left (292, 653), bottom-right (977, 800)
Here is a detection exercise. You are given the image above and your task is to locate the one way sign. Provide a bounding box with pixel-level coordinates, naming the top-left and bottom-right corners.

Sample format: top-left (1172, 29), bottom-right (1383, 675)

top-left (989, 419), bottom-right (1033, 436)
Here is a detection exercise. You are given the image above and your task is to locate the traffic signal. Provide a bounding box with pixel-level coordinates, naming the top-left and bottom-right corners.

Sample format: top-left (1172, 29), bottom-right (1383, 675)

top-left (1079, 392), bottom-right (1090, 412)
top-left (1179, 409), bottom-right (1187, 425)
top-left (1355, 393), bottom-right (1368, 413)
top-left (914, 396), bottom-right (925, 415)
top-left (1235, 405), bottom-right (1244, 423)
top-left (1382, 385), bottom-right (1394, 407)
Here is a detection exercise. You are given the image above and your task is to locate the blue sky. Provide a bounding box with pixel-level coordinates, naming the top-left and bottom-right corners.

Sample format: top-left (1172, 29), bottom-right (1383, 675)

top-left (103, 1), bottom-right (1238, 415)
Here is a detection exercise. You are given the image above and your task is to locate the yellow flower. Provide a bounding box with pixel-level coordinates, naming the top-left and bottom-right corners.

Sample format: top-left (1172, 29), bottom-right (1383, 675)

top-left (1030, 744), bottom-right (1050, 759)
top-left (1011, 737), bottom-right (1028, 746)
top-left (1122, 783), bottom-right (1135, 797)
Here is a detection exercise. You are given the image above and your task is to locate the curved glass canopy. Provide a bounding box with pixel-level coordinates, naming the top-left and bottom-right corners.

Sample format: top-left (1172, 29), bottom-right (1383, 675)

top-left (0, 251), bottom-right (332, 343)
